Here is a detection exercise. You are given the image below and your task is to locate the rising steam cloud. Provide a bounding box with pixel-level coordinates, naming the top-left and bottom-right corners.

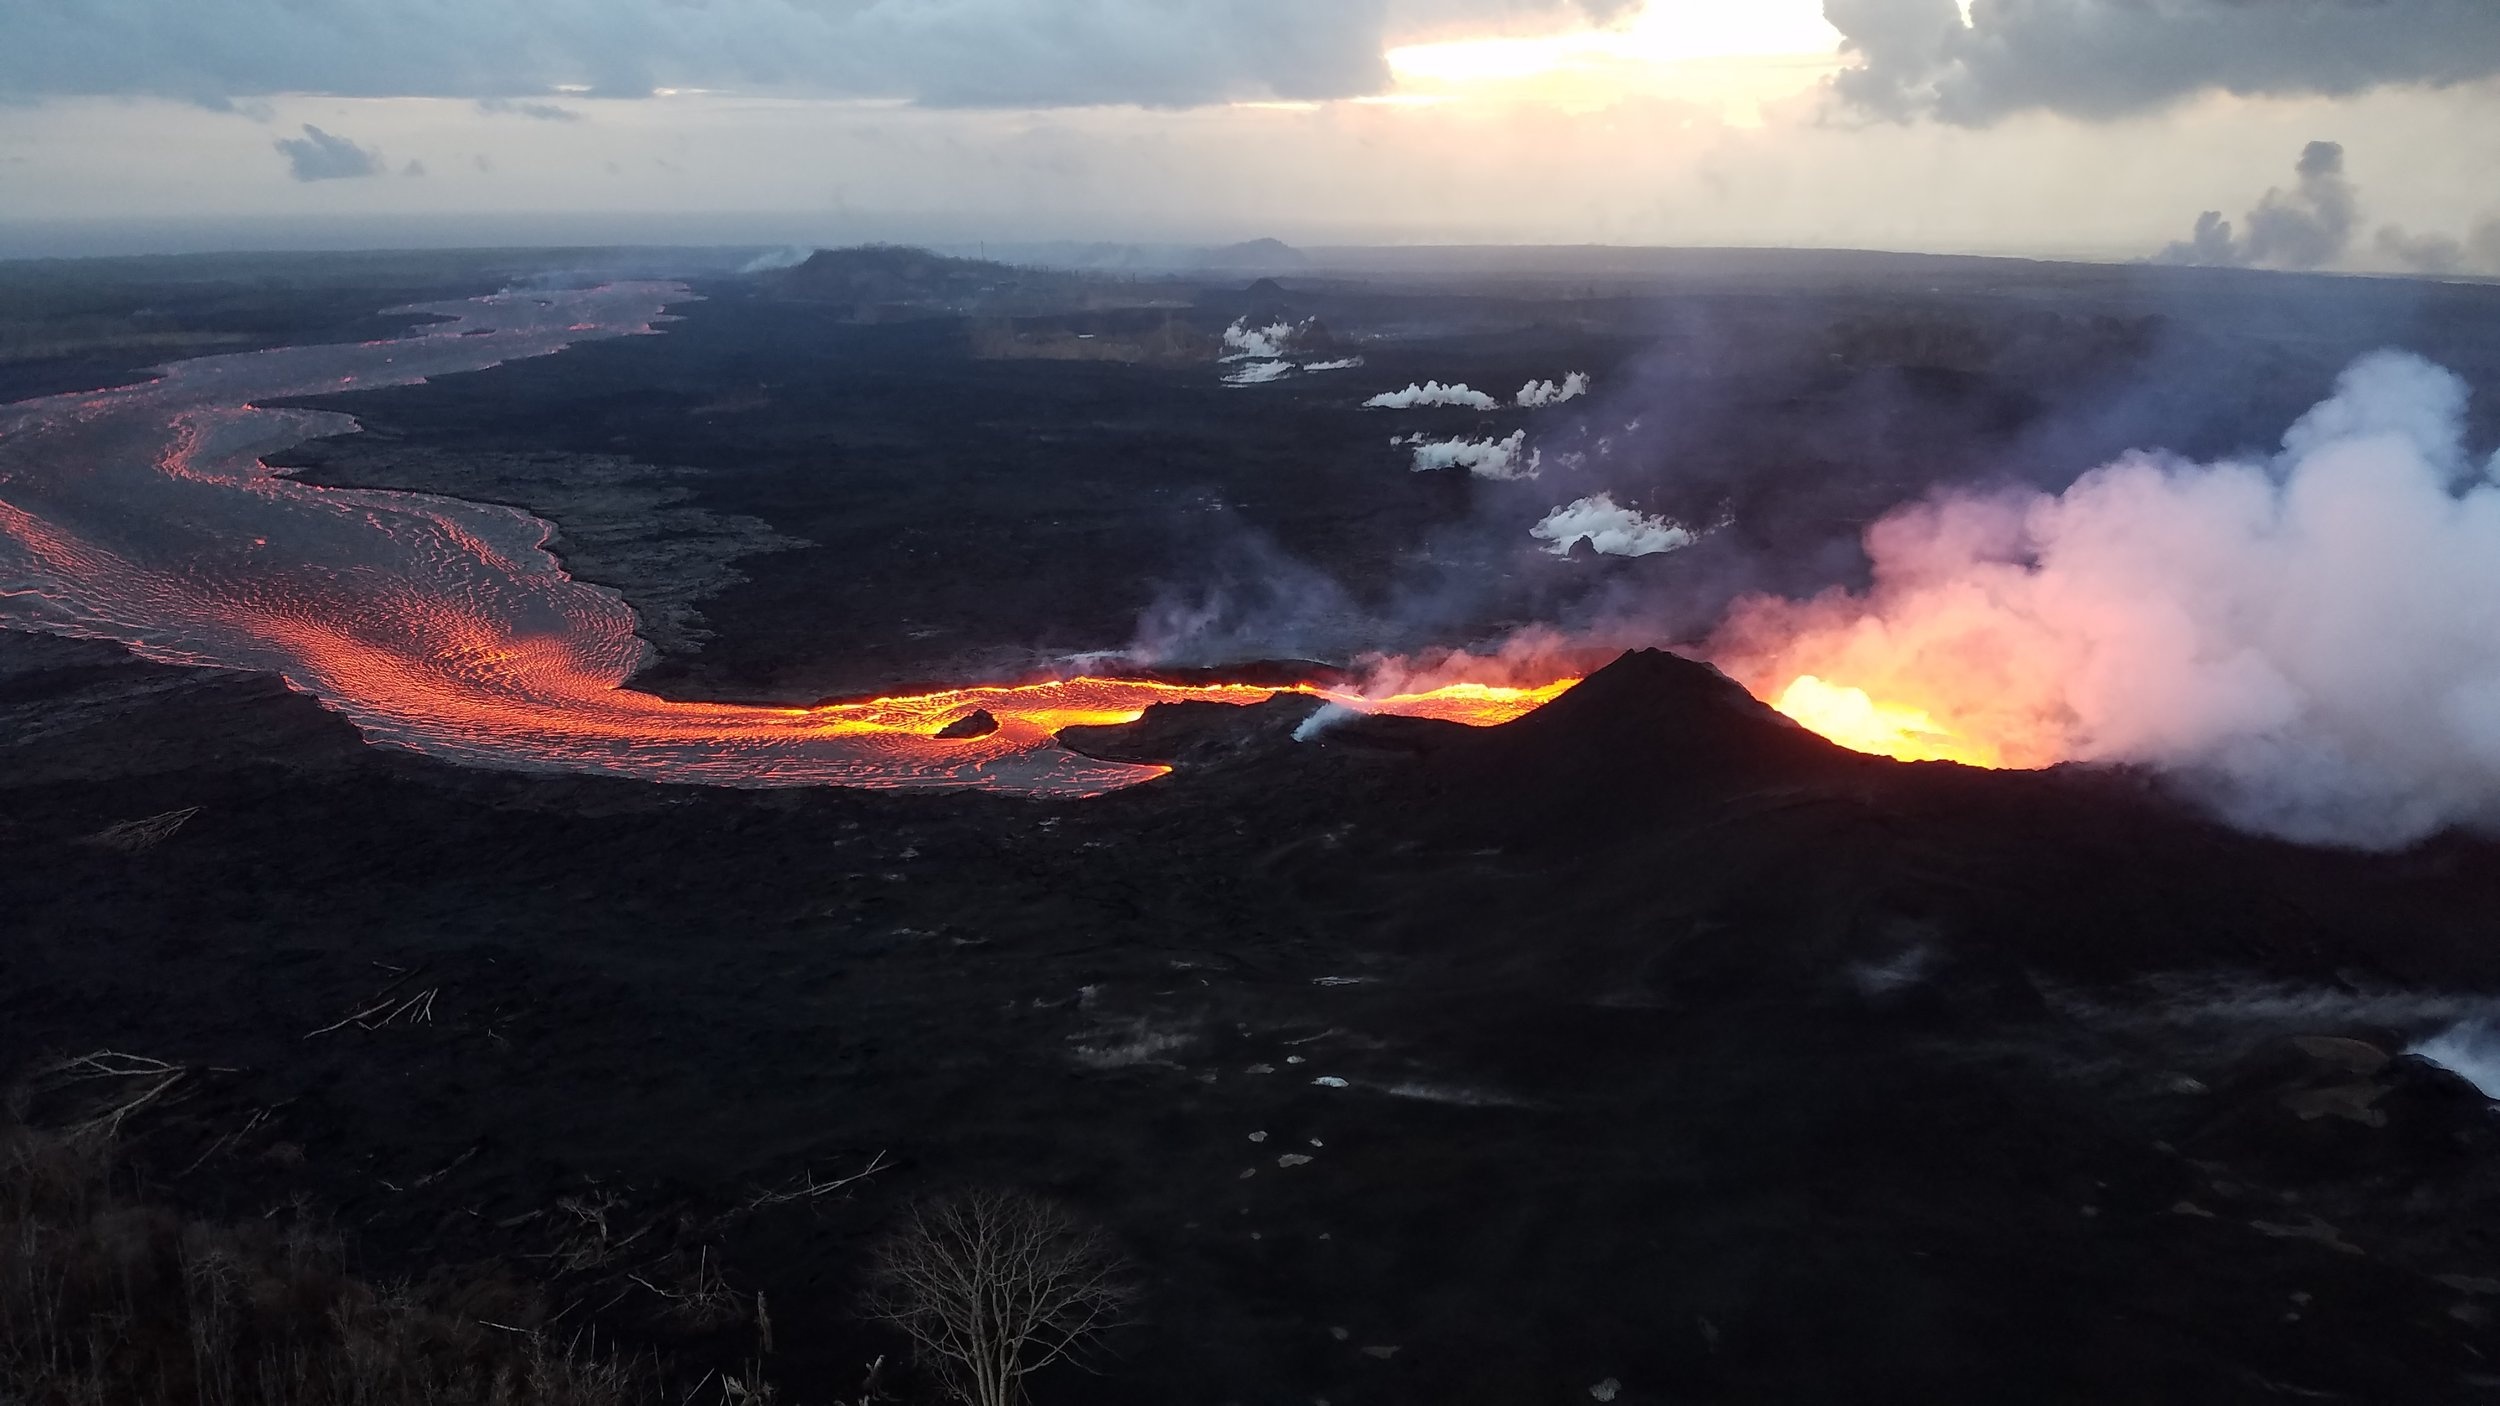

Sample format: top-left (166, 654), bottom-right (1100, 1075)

top-left (1367, 380), bottom-right (1499, 410)
top-left (1410, 430), bottom-right (1531, 479)
top-left (1517, 373), bottom-right (1591, 408)
top-left (1222, 318), bottom-right (1310, 360)
top-left (1710, 351), bottom-right (2500, 850)
top-left (1530, 494), bottom-right (1692, 557)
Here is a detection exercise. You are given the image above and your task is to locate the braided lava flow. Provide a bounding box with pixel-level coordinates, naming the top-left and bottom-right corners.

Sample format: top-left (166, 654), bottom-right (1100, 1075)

top-left (0, 283), bottom-right (1572, 795)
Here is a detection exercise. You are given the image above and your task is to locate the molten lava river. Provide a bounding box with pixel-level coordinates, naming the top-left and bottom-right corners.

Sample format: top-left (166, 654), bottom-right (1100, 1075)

top-left (0, 284), bottom-right (1575, 795)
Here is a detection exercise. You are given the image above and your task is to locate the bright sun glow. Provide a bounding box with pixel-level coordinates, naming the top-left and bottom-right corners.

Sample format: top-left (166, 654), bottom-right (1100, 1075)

top-left (1383, 0), bottom-right (1842, 116)
top-left (1770, 674), bottom-right (2005, 769)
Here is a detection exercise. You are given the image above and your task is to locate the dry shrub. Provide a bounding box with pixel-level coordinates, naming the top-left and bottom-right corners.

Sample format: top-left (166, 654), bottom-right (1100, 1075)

top-left (0, 1120), bottom-right (659, 1406)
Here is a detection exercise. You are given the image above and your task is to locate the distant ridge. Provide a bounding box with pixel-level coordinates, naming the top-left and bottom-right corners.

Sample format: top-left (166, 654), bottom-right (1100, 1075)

top-left (761, 244), bottom-right (1025, 305)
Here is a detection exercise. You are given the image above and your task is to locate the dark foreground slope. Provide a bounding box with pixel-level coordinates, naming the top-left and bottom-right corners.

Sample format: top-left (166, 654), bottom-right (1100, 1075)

top-left (9, 634), bottom-right (2500, 1404)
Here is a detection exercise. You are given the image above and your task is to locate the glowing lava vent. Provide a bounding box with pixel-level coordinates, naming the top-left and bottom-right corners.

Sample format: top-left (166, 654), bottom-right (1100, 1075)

top-left (1766, 674), bottom-right (2004, 768)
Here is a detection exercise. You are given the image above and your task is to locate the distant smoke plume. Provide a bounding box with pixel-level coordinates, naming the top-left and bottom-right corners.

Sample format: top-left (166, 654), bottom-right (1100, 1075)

top-left (2156, 141), bottom-right (2357, 270)
top-left (273, 124), bottom-right (383, 182)
top-left (1529, 494), bottom-right (1693, 557)
top-left (1516, 373), bottom-right (1591, 408)
top-left (1710, 351), bottom-right (2500, 850)
top-left (1366, 381), bottom-right (1499, 411)
top-left (738, 246), bottom-right (813, 274)
top-left (1411, 430), bottom-right (1530, 479)
top-left (1123, 527), bottom-right (1365, 665)
top-left (2376, 218), bottom-right (2500, 277)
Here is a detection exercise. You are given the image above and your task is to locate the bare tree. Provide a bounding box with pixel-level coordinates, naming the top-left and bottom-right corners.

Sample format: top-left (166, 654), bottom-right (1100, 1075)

top-left (860, 1189), bottom-right (1134, 1406)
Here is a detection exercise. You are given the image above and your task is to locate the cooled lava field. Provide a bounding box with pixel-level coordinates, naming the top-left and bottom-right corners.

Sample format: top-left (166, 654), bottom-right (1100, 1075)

top-left (8, 247), bottom-right (2500, 1404)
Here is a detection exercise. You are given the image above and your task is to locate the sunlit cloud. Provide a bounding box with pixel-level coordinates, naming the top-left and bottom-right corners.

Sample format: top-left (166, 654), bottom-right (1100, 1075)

top-left (1382, 0), bottom-right (1840, 121)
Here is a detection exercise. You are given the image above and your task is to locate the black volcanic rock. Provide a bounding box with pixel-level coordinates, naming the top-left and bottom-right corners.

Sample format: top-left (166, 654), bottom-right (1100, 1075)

top-left (1414, 648), bottom-right (1858, 842)
top-left (1057, 693), bottom-right (1320, 767)
top-left (934, 708), bottom-right (998, 739)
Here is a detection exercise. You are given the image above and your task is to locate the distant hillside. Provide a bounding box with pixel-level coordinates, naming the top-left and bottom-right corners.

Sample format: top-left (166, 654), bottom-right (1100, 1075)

top-left (761, 245), bottom-right (1037, 307)
top-left (757, 244), bottom-right (1188, 321)
top-left (1195, 238), bottom-right (1309, 273)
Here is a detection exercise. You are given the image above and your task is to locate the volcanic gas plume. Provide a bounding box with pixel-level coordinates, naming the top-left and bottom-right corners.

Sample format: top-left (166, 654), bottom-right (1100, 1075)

top-left (0, 284), bottom-right (1570, 796)
top-left (1710, 351), bottom-right (2500, 849)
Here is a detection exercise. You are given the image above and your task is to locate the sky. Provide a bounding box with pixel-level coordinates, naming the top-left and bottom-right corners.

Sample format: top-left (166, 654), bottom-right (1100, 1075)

top-left (1, 0), bottom-right (2496, 265)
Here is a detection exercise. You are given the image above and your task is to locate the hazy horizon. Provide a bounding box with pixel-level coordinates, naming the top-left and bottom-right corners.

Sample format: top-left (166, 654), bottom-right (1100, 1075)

top-left (5, 1), bottom-right (2496, 272)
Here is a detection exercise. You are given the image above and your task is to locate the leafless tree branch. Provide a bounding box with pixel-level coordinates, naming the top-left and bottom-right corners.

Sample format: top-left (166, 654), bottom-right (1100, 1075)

top-left (860, 1189), bottom-right (1134, 1406)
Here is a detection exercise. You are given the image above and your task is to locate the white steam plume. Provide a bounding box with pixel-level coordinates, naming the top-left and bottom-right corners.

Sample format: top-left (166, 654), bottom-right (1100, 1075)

top-left (1516, 372), bottom-right (1591, 408)
top-left (1530, 494), bottom-right (1693, 557)
top-left (1222, 318), bottom-right (1309, 361)
top-left (1411, 430), bottom-right (1531, 479)
top-left (1223, 360), bottom-right (1295, 386)
top-left (1710, 351), bottom-right (2500, 850)
top-left (738, 246), bottom-right (813, 274)
top-left (2412, 1021), bottom-right (2500, 1098)
top-left (1366, 380), bottom-right (1498, 410)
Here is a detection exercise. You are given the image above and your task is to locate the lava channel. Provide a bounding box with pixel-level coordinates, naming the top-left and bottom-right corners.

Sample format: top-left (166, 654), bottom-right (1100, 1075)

top-left (0, 282), bottom-right (1574, 795)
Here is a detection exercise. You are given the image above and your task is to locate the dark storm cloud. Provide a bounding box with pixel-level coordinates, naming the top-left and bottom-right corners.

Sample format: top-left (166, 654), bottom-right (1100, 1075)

top-left (273, 124), bottom-right (383, 182)
top-left (2156, 141), bottom-right (2358, 270)
top-left (0, 0), bottom-right (1631, 108)
top-left (1828, 0), bottom-right (2500, 124)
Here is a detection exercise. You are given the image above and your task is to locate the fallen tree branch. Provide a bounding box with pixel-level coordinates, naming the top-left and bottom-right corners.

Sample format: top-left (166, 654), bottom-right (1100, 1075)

top-left (743, 1150), bottom-right (892, 1211)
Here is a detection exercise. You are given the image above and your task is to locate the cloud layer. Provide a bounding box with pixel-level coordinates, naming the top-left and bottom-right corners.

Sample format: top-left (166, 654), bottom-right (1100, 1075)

top-left (0, 0), bottom-right (1624, 107)
top-left (1828, 0), bottom-right (2500, 125)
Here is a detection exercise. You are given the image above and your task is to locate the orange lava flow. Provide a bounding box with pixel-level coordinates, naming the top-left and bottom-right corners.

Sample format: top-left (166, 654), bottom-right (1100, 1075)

top-left (0, 281), bottom-right (1581, 797)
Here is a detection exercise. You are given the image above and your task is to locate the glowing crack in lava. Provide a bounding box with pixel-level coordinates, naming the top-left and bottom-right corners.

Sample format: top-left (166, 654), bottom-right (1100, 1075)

top-left (0, 283), bottom-right (1570, 795)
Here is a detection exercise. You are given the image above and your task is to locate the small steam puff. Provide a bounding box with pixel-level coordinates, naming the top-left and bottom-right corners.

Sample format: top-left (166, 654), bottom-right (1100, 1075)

top-left (1222, 318), bottom-right (1310, 361)
top-left (1411, 430), bottom-right (1531, 479)
top-left (1291, 702), bottom-right (1358, 742)
top-left (737, 246), bottom-right (812, 274)
top-left (1711, 351), bottom-right (2500, 850)
top-left (1223, 360), bottom-right (1295, 386)
top-left (1516, 372), bottom-right (1591, 408)
top-left (1530, 494), bottom-right (1693, 557)
top-left (1366, 380), bottom-right (1499, 410)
